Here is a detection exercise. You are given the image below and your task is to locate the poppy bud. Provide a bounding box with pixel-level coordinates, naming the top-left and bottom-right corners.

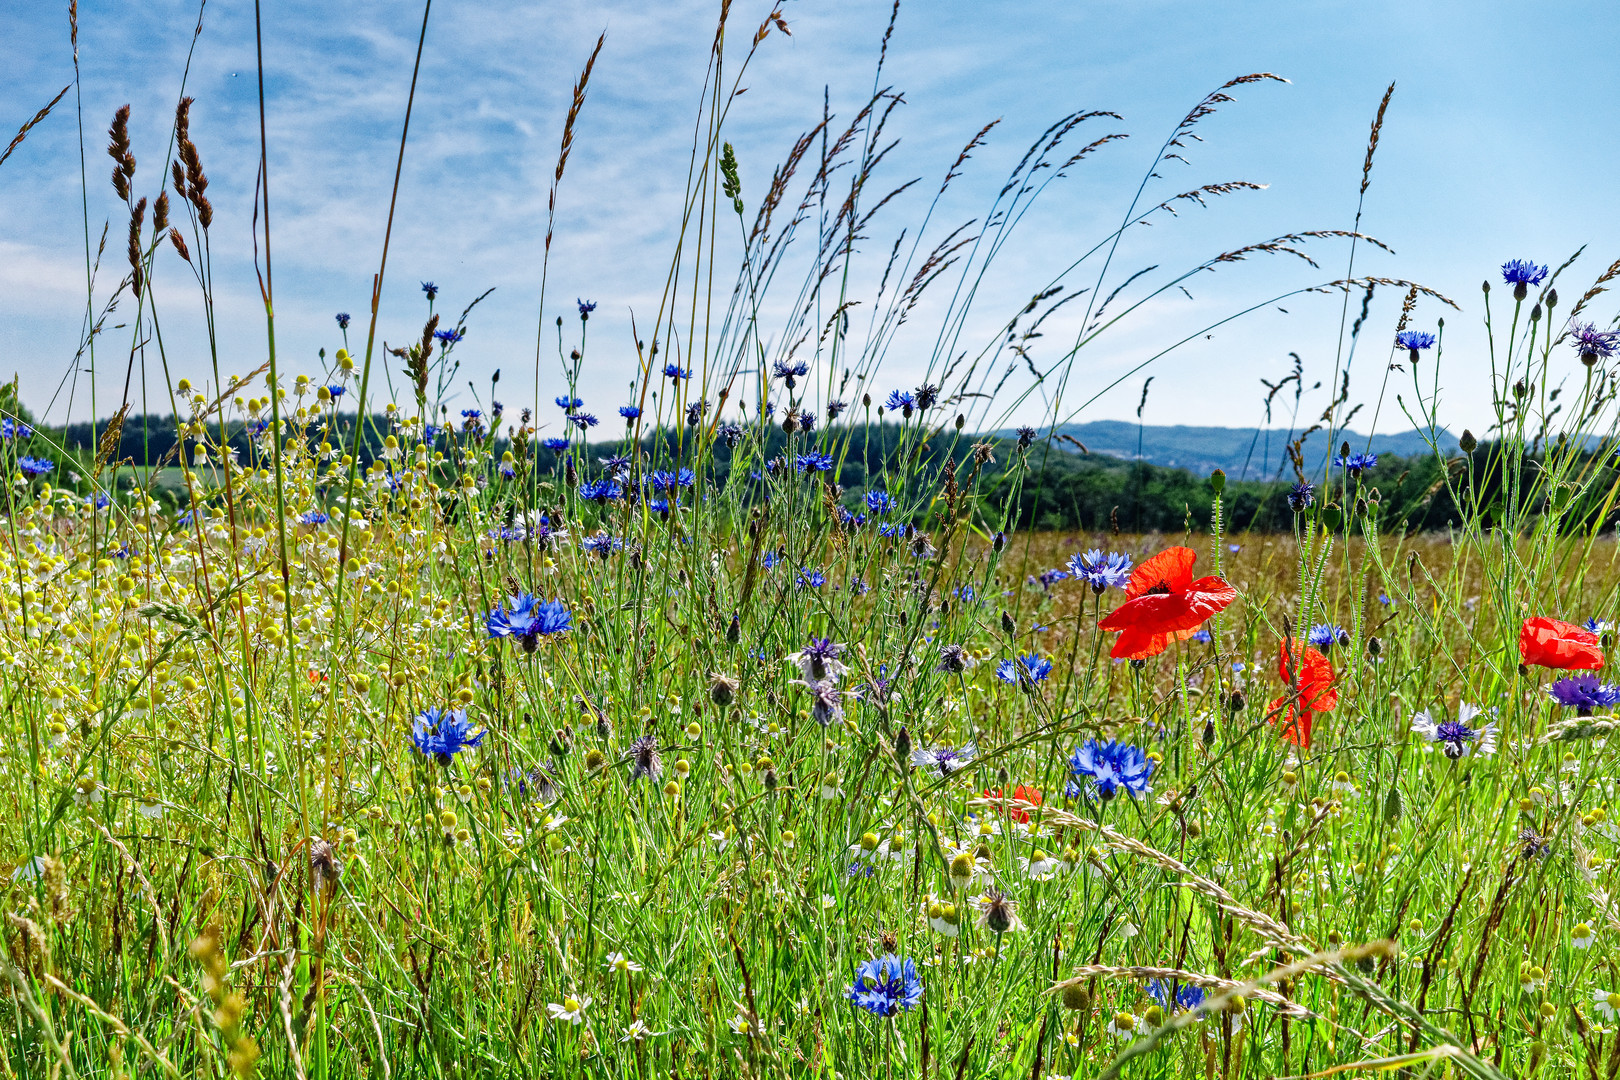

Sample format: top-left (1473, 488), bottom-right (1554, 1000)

top-left (763, 768), bottom-right (778, 792)
top-left (862, 393), bottom-right (871, 408)
top-left (996, 766), bottom-right (1009, 789)
top-left (1210, 468), bottom-right (1226, 495)
top-left (1459, 429), bottom-right (1477, 453)
top-left (955, 413), bottom-right (966, 430)
top-left (1383, 782), bottom-right (1403, 823)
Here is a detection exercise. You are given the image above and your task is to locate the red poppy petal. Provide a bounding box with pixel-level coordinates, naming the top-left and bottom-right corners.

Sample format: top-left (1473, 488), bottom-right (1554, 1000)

top-left (1126, 546), bottom-right (1197, 599)
top-left (1110, 625), bottom-right (1172, 660)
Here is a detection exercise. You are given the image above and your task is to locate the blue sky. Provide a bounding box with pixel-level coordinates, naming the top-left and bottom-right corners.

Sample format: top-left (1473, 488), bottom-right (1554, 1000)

top-left (2, 0), bottom-right (1617, 435)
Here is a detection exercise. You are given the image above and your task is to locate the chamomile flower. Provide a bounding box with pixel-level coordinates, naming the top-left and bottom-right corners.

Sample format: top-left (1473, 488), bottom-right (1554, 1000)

top-left (547, 995), bottom-right (591, 1024)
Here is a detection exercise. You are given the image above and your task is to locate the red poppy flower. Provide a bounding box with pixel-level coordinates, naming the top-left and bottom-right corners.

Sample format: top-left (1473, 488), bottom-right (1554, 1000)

top-left (1097, 547), bottom-right (1236, 660)
top-left (982, 785), bottom-right (1043, 823)
top-left (1519, 616), bottom-right (1604, 670)
top-left (1268, 639), bottom-right (1337, 748)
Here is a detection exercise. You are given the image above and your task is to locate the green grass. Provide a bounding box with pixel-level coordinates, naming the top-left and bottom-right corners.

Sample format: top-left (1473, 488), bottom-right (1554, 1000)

top-left (4, 3), bottom-right (1620, 1078)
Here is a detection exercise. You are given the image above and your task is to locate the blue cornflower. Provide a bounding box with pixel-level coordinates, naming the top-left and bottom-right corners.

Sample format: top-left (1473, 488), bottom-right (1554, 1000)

top-left (663, 363), bottom-right (692, 380)
top-left (1147, 979), bottom-right (1207, 1016)
top-left (1570, 322), bottom-right (1620, 364)
top-left (846, 954), bottom-right (923, 1017)
top-left (1395, 330), bottom-right (1435, 359)
top-left (577, 298), bottom-right (596, 318)
top-left (487, 593), bottom-right (572, 651)
top-left (619, 404), bottom-right (641, 421)
top-left (556, 395), bottom-right (583, 410)
top-left (410, 706), bottom-right (484, 764)
top-left (761, 550), bottom-right (783, 570)
top-left (1067, 549), bottom-right (1133, 593)
top-left (795, 452), bottom-right (836, 474)
top-left (827, 399), bottom-right (848, 420)
top-left (461, 407), bottom-right (483, 424)
top-left (1550, 674), bottom-right (1620, 717)
top-left (676, 467), bottom-right (696, 488)
top-left (647, 496), bottom-right (672, 516)
top-left (1190, 628), bottom-right (1212, 644)
top-left (335, 312), bottom-right (351, 329)
top-left (1037, 568), bottom-right (1070, 591)
top-left (1334, 451), bottom-right (1377, 476)
top-left (772, 359), bottom-right (809, 388)
top-left (581, 533), bottom-right (623, 559)
top-left (1501, 258), bottom-right (1548, 298)
top-left (421, 424), bottom-right (442, 445)
top-left (996, 654), bottom-right (1053, 689)
top-left (569, 412), bottom-right (600, 430)
top-left (434, 328), bottom-right (464, 346)
top-left (1067, 738), bottom-right (1154, 801)
top-left (1307, 623), bottom-right (1347, 650)
top-left (542, 436), bottom-right (571, 451)
top-left (598, 454), bottom-right (632, 478)
top-left (797, 568), bottom-right (827, 589)
top-left (1287, 481), bottom-right (1314, 513)
top-left (421, 281), bottom-right (439, 300)
top-left (579, 479), bottom-right (622, 503)
top-left (18, 456), bottom-right (53, 477)
top-left (298, 510), bottom-right (330, 526)
top-left (798, 410), bottom-right (818, 433)
top-left (1585, 617), bottom-right (1612, 635)
top-left (846, 860), bottom-right (877, 880)
top-left (326, 385), bottom-right (346, 399)
top-left (1, 418), bottom-right (33, 440)
top-left (865, 490), bottom-right (896, 515)
top-left (717, 423), bottom-right (743, 446)
top-left (884, 389), bottom-right (916, 417)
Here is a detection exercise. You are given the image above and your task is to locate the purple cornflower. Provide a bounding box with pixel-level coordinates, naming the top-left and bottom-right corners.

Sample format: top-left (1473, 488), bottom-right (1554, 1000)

top-left (772, 359), bottom-right (809, 389)
top-left (581, 533), bottom-right (624, 559)
top-left (1550, 674), bottom-right (1620, 717)
top-left (794, 637), bottom-right (846, 682)
top-left (335, 312), bottom-right (351, 329)
top-left (1067, 549), bottom-right (1132, 593)
top-left (865, 490), bottom-right (896, 515)
top-left (629, 734), bottom-right (662, 781)
top-left (1287, 481), bottom-right (1314, 513)
top-left (1570, 322), bottom-right (1620, 365)
top-left (577, 298), bottom-right (597, 318)
top-left (910, 742), bottom-right (977, 777)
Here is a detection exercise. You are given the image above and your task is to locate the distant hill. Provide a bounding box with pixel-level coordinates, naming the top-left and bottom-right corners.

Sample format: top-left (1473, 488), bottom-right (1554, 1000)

top-left (1043, 421), bottom-right (1455, 480)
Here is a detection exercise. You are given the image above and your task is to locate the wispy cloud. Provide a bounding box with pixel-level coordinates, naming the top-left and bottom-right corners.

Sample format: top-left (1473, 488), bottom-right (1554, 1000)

top-left (2, 0), bottom-right (1617, 432)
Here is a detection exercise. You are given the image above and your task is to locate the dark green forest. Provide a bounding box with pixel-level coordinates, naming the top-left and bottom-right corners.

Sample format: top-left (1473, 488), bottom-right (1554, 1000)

top-left (37, 409), bottom-right (1608, 535)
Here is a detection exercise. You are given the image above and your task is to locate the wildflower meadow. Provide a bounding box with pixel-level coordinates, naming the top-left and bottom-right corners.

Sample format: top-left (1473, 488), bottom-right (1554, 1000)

top-left (5, 3), bottom-right (1620, 1078)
